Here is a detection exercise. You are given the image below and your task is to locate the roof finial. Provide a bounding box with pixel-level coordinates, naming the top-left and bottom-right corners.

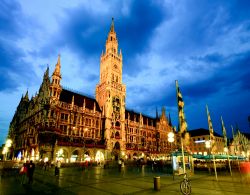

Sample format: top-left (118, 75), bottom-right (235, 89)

top-left (57, 54), bottom-right (61, 66)
top-left (53, 54), bottom-right (61, 77)
top-left (110, 17), bottom-right (115, 32)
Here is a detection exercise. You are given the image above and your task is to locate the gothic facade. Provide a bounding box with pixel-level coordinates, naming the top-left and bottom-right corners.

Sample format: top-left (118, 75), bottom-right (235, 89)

top-left (8, 19), bottom-right (174, 162)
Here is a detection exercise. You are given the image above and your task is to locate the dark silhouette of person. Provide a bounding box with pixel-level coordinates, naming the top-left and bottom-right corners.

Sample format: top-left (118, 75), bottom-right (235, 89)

top-left (27, 160), bottom-right (35, 184)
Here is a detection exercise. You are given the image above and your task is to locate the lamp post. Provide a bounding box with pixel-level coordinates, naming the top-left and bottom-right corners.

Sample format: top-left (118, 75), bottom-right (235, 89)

top-left (205, 140), bottom-right (211, 174)
top-left (168, 132), bottom-right (175, 180)
top-left (224, 147), bottom-right (232, 176)
top-left (206, 140), bottom-right (218, 181)
top-left (4, 139), bottom-right (13, 160)
top-left (2, 147), bottom-right (8, 161)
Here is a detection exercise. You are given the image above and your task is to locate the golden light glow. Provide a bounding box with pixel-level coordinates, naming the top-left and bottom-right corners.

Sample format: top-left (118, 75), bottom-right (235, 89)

top-left (205, 140), bottom-right (211, 148)
top-left (168, 132), bottom-right (175, 143)
top-left (6, 139), bottom-right (12, 148)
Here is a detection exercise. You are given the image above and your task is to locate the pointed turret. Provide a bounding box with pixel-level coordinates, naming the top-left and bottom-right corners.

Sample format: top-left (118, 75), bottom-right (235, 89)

top-left (161, 107), bottom-right (166, 117)
top-left (50, 55), bottom-right (62, 103)
top-left (39, 67), bottom-right (50, 93)
top-left (53, 54), bottom-right (61, 78)
top-left (44, 66), bottom-right (49, 79)
top-left (24, 90), bottom-right (29, 101)
top-left (105, 18), bottom-right (118, 54)
top-left (83, 98), bottom-right (86, 109)
top-left (38, 67), bottom-right (50, 104)
top-left (71, 95), bottom-right (75, 109)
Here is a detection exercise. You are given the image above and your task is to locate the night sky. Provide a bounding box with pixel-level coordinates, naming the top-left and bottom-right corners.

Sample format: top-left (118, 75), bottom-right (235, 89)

top-left (1, 0), bottom-right (250, 145)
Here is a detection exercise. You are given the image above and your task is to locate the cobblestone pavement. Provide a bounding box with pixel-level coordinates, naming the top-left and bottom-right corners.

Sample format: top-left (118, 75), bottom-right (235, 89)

top-left (0, 166), bottom-right (249, 195)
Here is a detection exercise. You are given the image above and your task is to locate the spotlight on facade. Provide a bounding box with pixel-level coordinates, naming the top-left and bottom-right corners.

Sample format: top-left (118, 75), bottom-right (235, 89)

top-left (2, 147), bottom-right (8, 155)
top-left (205, 140), bottom-right (211, 149)
top-left (168, 132), bottom-right (175, 143)
top-left (6, 139), bottom-right (12, 148)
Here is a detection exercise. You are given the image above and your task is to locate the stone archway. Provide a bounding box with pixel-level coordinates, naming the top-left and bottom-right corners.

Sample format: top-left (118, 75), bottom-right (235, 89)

top-left (55, 148), bottom-right (69, 163)
top-left (112, 141), bottom-right (120, 160)
top-left (133, 153), bottom-right (138, 159)
top-left (71, 149), bottom-right (80, 162)
top-left (82, 150), bottom-right (91, 161)
top-left (95, 151), bottom-right (105, 163)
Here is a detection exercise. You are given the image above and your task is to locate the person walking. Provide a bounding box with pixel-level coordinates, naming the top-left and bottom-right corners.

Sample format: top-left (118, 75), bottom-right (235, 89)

top-left (118, 159), bottom-right (122, 172)
top-left (19, 162), bottom-right (28, 184)
top-left (27, 160), bottom-right (35, 184)
top-left (55, 161), bottom-right (61, 176)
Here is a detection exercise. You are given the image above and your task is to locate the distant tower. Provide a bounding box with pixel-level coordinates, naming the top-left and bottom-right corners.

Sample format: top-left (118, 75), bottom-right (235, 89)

top-left (96, 18), bottom-right (126, 158)
top-left (50, 55), bottom-right (62, 105)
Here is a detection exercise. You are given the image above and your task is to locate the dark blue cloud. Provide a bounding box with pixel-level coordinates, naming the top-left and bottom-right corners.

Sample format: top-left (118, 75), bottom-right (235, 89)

top-left (196, 53), bottom-right (224, 64)
top-left (117, 1), bottom-right (169, 75)
top-left (133, 51), bottom-right (250, 133)
top-left (161, 0), bottom-right (250, 58)
top-left (40, 0), bottom-right (168, 76)
top-left (177, 51), bottom-right (250, 102)
top-left (0, 0), bottom-right (37, 91)
top-left (0, 0), bottom-right (22, 37)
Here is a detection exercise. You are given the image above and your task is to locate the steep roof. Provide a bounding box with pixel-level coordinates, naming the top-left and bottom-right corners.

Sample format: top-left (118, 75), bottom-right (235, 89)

top-left (125, 109), bottom-right (156, 127)
top-left (188, 128), bottom-right (222, 137)
top-left (59, 88), bottom-right (101, 112)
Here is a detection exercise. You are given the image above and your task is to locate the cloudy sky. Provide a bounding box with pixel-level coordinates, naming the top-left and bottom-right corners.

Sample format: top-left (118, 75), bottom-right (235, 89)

top-left (1, 0), bottom-right (250, 145)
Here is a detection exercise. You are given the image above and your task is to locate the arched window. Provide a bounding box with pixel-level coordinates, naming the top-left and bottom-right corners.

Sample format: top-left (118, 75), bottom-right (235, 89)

top-left (115, 121), bottom-right (120, 127)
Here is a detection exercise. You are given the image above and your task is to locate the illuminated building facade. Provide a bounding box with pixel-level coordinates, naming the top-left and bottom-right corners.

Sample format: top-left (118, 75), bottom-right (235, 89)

top-left (8, 19), bottom-right (173, 162)
top-left (189, 128), bottom-right (224, 155)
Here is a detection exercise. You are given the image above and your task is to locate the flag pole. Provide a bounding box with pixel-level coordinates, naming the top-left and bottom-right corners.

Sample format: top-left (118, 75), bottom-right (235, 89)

top-left (175, 80), bottom-right (186, 174)
top-left (206, 105), bottom-right (218, 181)
top-left (221, 116), bottom-right (232, 176)
top-left (181, 138), bottom-right (186, 174)
top-left (232, 125), bottom-right (240, 172)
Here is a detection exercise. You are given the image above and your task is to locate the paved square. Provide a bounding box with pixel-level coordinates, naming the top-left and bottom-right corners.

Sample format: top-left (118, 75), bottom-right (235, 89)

top-left (1, 166), bottom-right (249, 194)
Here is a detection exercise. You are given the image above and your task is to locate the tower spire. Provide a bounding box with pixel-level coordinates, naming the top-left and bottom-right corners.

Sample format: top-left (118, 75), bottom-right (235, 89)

top-left (50, 55), bottom-right (62, 102)
top-left (24, 89), bottom-right (29, 101)
top-left (53, 54), bottom-right (61, 77)
top-left (110, 17), bottom-right (115, 32)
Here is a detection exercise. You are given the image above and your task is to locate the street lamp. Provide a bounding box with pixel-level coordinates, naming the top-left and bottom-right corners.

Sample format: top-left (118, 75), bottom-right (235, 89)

top-left (168, 132), bottom-right (175, 158)
top-left (168, 132), bottom-right (175, 143)
top-left (206, 140), bottom-right (218, 181)
top-left (6, 139), bottom-right (12, 148)
top-left (205, 140), bottom-right (211, 150)
top-left (205, 140), bottom-right (211, 173)
top-left (168, 132), bottom-right (175, 179)
top-left (2, 147), bottom-right (8, 160)
top-left (3, 139), bottom-right (13, 160)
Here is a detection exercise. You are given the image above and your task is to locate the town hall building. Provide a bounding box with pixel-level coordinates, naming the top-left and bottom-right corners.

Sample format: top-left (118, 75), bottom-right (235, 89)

top-left (7, 19), bottom-right (174, 163)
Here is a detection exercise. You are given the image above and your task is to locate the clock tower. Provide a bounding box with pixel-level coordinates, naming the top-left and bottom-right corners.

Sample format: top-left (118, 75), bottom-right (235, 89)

top-left (96, 18), bottom-right (126, 159)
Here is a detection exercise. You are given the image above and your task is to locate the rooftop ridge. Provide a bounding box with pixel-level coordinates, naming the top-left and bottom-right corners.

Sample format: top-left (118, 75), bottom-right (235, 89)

top-left (62, 86), bottom-right (95, 100)
top-left (126, 107), bottom-right (156, 119)
top-left (188, 128), bottom-right (222, 137)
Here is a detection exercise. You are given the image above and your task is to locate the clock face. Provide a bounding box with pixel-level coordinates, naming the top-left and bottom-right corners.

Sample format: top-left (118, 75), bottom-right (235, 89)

top-left (113, 64), bottom-right (117, 69)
